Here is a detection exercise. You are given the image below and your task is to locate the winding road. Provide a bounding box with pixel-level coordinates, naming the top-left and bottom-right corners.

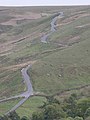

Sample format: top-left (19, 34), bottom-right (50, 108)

top-left (0, 12), bottom-right (64, 115)
top-left (0, 65), bottom-right (33, 115)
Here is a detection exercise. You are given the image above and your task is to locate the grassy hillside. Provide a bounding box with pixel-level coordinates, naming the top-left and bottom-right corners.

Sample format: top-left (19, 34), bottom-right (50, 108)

top-left (0, 6), bottom-right (90, 116)
top-left (29, 7), bottom-right (90, 94)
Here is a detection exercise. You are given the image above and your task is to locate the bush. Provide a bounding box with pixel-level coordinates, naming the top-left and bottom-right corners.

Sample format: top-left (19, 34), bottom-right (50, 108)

top-left (64, 94), bottom-right (78, 118)
top-left (44, 103), bottom-right (67, 120)
top-left (74, 116), bottom-right (83, 120)
top-left (21, 116), bottom-right (29, 120)
top-left (8, 111), bottom-right (20, 120)
top-left (77, 98), bottom-right (90, 117)
top-left (32, 111), bottom-right (44, 120)
top-left (84, 107), bottom-right (90, 118)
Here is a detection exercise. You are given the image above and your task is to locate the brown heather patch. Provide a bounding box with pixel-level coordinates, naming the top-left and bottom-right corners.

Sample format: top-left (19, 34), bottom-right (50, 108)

top-left (75, 23), bottom-right (90, 28)
top-left (57, 13), bottom-right (90, 26)
top-left (0, 30), bottom-right (41, 54)
top-left (0, 43), bottom-right (12, 54)
top-left (1, 60), bottom-right (36, 71)
top-left (1, 12), bottom-right (42, 26)
top-left (11, 31), bottom-right (42, 44)
top-left (57, 35), bottom-right (80, 46)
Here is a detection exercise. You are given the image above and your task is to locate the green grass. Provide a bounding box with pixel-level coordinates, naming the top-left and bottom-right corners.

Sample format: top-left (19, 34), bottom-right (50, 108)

top-left (29, 36), bottom-right (90, 94)
top-left (0, 69), bottom-right (25, 98)
top-left (0, 96), bottom-right (46, 117)
top-left (16, 96), bottom-right (46, 117)
top-left (29, 12), bottom-right (90, 94)
top-left (0, 99), bottom-right (21, 115)
top-left (0, 96), bottom-right (46, 118)
top-left (48, 15), bottom-right (90, 44)
top-left (0, 6), bottom-right (90, 116)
